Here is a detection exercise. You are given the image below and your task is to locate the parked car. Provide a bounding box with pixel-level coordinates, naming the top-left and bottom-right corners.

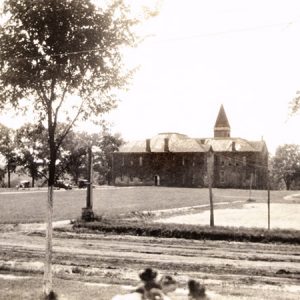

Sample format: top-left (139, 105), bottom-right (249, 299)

top-left (54, 180), bottom-right (72, 190)
top-left (17, 180), bottom-right (30, 189)
top-left (78, 179), bottom-right (89, 189)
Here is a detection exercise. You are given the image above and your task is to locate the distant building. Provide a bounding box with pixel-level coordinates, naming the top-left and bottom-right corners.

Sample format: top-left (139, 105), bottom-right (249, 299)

top-left (111, 105), bottom-right (268, 189)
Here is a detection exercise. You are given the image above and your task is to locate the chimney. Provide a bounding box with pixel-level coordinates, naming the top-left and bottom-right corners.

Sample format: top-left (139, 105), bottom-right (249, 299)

top-left (232, 141), bottom-right (236, 151)
top-left (146, 139), bottom-right (151, 152)
top-left (164, 138), bottom-right (169, 152)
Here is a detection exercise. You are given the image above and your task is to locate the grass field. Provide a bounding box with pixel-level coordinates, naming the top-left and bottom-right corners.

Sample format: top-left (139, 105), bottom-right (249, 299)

top-left (0, 186), bottom-right (299, 224)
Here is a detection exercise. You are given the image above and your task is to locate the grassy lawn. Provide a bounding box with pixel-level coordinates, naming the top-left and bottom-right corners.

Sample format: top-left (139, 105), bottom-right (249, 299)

top-left (0, 186), bottom-right (298, 224)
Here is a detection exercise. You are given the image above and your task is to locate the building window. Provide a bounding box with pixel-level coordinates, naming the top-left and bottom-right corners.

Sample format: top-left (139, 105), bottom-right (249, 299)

top-left (192, 157), bottom-right (196, 166)
top-left (122, 156), bottom-right (125, 166)
top-left (228, 158), bottom-right (232, 166)
top-left (243, 156), bottom-right (247, 166)
top-left (139, 156), bottom-right (143, 166)
top-left (182, 157), bottom-right (185, 166)
top-left (192, 174), bottom-right (195, 184)
top-left (130, 160), bottom-right (134, 166)
top-left (220, 157), bottom-right (225, 166)
top-left (220, 171), bottom-right (225, 183)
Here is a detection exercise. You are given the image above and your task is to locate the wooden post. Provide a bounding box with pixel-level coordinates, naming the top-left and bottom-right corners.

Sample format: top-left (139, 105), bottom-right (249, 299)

top-left (267, 170), bottom-right (270, 230)
top-left (207, 147), bottom-right (214, 227)
top-left (82, 146), bottom-right (94, 221)
top-left (111, 153), bottom-right (114, 185)
top-left (87, 146), bottom-right (93, 209)
top-left (248, 173), bottom-right (253, 201)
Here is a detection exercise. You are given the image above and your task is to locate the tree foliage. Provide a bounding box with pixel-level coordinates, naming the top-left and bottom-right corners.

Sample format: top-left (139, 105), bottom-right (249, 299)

top-left (15, 122), bottom-right (48, 186)
top-left (93, 132), bottom-right (124, 184)
top-left (271, 144), bottom-right (300, 190)
top-left (0, 0), bottom-right (138, 185)
top-left (14, 123), bottom-right (124, 186)
top-left (290, 91), bottom-right (300, 115)
top-left (0, 123), bottom-right (17, 186)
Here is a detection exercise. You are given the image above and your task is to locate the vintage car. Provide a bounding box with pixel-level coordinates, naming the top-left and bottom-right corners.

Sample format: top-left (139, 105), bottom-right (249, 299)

top-left (17, 180), bottom-right (30, 189)
top-left (78, 179), bottom-right (89, 189)
top-left (54, 180), bottom-right (72, 190)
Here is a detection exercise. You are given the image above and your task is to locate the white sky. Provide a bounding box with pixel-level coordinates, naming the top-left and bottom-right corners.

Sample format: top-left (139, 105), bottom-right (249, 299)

top-left (1, 0), bottom-right (300, 155)
top-left (106, 0), bottom-right (300, 155)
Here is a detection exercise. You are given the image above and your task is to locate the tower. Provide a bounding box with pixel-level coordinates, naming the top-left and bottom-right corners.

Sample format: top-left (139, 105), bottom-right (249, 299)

top-left (214, 104), bottom-right (230, 138)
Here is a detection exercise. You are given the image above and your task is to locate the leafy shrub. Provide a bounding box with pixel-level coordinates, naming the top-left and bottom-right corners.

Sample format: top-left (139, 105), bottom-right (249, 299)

top-left (73, 220), bottom-right (300, 244)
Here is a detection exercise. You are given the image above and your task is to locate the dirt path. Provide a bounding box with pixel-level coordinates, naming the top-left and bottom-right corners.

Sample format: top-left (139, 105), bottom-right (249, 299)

top-left (0, 225), bottom-right (300, 299)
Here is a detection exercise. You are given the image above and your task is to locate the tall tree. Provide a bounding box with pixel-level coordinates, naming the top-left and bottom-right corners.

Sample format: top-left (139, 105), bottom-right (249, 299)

top-left (94, 132), bottom-right (124, 184)
top-left (57, 130), bottom-right (91, 184)
top-left (271, 144), bottom-right (300, 190)
top-left (15, 123), bottom-right (48, 187)
top-left (0, 124), bottom-right (17, 187)
top-left (0, 0), bottom-right (138, 297)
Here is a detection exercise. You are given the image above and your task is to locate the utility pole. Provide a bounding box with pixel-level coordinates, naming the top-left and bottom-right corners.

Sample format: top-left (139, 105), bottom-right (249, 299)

top-left (82, 146), bottom-right (94, 221)
top-left (207, 147), bottom-right (214, 227)
top-left (267, 170), bottom-right (270, 230)
top-left (248, 173), bottom-right (253, 201)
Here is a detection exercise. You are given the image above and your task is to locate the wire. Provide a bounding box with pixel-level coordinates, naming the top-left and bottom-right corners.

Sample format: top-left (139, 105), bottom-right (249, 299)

top-left (146, 20), bottom-right (299, 44)
top-left (0, 15), bottom-right (299, 64)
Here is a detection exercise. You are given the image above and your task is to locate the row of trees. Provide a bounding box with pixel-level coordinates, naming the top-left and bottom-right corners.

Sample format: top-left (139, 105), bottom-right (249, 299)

top-left (0, 122), bottom-right (123, 187)
top-left (270, 144), bottom-right (300, 190)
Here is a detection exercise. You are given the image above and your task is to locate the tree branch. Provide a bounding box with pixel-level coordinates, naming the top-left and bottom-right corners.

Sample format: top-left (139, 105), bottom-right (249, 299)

top-left (55, 98), bottom-right (87, 151)
top-left (53, 80), bottom-right (70, 128)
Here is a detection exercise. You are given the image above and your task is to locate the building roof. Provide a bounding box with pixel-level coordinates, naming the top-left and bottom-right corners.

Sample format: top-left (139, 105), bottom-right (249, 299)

top-left (119, 133), bottom-right (209, 153)
top-left (117, 106), bottom-right (267, 154)
top-left (203, 138), bottom-right (267, 152)
top-left (214, 104), bottom-right (230, 129)
top-left (119, 133), bottom-right (267, 153)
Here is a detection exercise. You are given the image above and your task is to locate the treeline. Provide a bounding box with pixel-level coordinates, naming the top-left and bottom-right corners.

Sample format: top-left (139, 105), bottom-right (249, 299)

top-left (0, 122), bottom-right (123, 187)
top-left (270, 144), bottom-right (300, 190)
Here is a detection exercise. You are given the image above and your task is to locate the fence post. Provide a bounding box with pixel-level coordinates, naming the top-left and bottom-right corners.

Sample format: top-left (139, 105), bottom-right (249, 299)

top-left (207, 147), bottom-right (214, 227)
top-left (267, 170), bottom-right (270, 230)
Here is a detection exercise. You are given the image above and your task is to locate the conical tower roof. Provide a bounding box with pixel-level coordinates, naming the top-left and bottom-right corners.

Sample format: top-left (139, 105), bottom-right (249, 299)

top-left (214, 105), bottom-right (231, 137)
top-left (214, 104), bottom-right (230, 128)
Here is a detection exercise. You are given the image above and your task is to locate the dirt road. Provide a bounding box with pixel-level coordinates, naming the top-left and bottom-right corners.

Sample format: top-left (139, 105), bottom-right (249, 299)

top-left (0, 224), bottom-right (300, 300)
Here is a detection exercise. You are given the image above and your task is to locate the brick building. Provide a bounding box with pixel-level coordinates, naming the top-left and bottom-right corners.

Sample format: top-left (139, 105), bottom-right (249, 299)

top-left (111, 105), bottom-right (268, 189)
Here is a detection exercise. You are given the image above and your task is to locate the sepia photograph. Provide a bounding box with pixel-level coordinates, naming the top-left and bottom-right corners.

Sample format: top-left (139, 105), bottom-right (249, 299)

top-left (0, 0), bottom-right (299, 299)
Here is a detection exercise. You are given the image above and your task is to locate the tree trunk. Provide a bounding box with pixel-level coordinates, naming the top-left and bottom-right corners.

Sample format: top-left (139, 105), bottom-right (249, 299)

top-left (285, 179), bottom-right (291, 190)
top-left (43, 185), bottom-right (53, 296)
top-left (43, 140), bottom-right (56, 297)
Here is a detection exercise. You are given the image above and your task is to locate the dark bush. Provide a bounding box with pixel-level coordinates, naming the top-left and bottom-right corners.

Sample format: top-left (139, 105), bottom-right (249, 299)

top-left (72, 220), bottom-right (300, 244)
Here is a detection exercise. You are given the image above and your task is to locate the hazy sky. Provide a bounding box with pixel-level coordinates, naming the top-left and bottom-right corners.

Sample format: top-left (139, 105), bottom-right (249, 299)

top-left (1, 0), bottom-right (300, 155)
top-left (106, 0), bottom-right (300, 155)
